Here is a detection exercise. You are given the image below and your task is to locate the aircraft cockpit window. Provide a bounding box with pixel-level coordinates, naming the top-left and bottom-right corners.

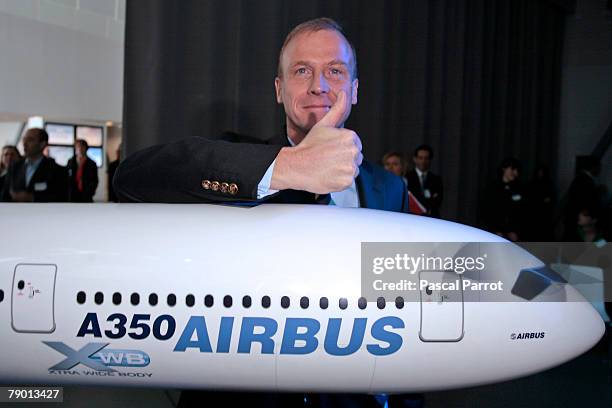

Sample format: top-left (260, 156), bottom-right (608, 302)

top-left (167, 294), bottom-right (177, 306)
top-left (223, 295), bottom-right (233, 308)
top-left (149, 293), bottom-right (158, 306)
top-left (94, 292), bottom-right (104, 305)
top-left (76, 291), bottom-right (86, 304)
top-left (112, 292), bottom-right (122, 305)
top-left (262, 296), bottom-right (271, 308)
top-left (204, 294), bottom-right (214, 307)
top-left (395, 296), bottom-right (404, 309)
top-left (358, 297), bottom-right (367, 309)
top-left (281, 296), bottom-right (290, 309)
top-left (339, 298), bottom-right (348, 309)
top-left (186, 294), bottom-right (195, 307)
top-left (243, 296), bottom-right (252, 308)
top-left (377, 297), bottom-right (386, 309)
top-left (320, 297), bottom-right (329, 309)
top-left (131, 293), bottom-right (140, 305)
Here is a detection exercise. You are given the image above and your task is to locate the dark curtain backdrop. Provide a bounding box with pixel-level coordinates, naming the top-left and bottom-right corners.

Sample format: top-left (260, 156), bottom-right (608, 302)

top-left (124, 0), bottom-right (570, 225)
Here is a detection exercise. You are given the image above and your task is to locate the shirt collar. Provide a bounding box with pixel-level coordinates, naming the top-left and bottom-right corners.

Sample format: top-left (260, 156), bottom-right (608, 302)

top-left (25, 156), bottom-right (43, 167)
top-left (415, 168), bottom-right (427, 178)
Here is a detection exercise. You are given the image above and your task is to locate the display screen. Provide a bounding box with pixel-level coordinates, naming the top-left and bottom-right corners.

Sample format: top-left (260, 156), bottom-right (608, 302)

top-left (87, 147), bottom-right (103, 167)
top-left (45, 124), bottom-right (74, 146)
top-left (47, 146), bottom-right (74, 166)
top-left (76, 126), bottom-right (103, 147)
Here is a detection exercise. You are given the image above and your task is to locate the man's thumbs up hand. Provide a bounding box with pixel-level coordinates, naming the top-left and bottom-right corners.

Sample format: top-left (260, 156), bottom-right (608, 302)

top-left (272, 90), bottom-right (363, 194)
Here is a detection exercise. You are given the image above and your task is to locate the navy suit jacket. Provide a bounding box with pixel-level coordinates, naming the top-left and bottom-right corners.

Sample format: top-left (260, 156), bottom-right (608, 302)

top-left (114, 133), bottom-right (408, 213)
top-left (1, 157), bottom-right (68, 202)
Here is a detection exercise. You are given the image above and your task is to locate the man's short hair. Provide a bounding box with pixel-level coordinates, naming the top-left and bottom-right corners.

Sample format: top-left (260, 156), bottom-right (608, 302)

top-left (75, 139), bottom-right (89, 150)
top-left (27, 128), bottom-right (49, 145)
top-left (414, 144), bottom-right (434, 159)
top-left (277, 17), bottom-right (358, 80)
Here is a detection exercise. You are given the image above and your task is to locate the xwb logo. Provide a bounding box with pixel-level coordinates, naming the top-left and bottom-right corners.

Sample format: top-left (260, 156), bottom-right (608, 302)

top-left (43, 342), bottom-right (150, 371)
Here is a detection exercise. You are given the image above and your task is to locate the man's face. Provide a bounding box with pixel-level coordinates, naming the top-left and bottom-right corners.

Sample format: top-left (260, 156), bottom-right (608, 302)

top-left (75, 142), bottom-right (87, 158)
top-left (383, 155), bottom-right (403, 177)
top-left (502, 166), bottom-right (519, 182)
top-left (413, 150), bottom-right (431, 172)
top-left (22, 131), bottom-right (45, 159)
top-left (275, 30), bottom-right (358, 140)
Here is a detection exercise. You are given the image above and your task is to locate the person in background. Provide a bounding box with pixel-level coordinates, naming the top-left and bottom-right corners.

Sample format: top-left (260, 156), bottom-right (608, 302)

top-left (0, 145), bottom-right (21, 191)
top-left (481, 157), bottom-right (525, 242)
top-left (382, 151), bottom-right (407, 185)
top-left (67, 139), bottom-right (99, 202)
top-left (563, 156), bottom-right (603, 241)
top-left (1, 128), bottom-right (68, 202)
top-left (576, 206), bottom-right (606, 244)
top-left (406, 144), bottom-right (443, 217)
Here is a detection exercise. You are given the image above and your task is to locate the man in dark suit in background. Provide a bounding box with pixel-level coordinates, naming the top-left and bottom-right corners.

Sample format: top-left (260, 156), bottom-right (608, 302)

top-left (406, 144), bottom-right (443, 218)
top-left (1, 128), bottom-right (67, 202)
top-left (67, 139), bottom-right (99, 202)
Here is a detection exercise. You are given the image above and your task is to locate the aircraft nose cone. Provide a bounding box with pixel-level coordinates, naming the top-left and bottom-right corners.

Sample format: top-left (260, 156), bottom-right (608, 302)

top-left (552, 284), bottom-right (606, 361)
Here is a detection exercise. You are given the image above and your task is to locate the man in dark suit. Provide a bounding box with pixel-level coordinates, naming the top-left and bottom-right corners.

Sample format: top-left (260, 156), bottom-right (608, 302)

top-left (114, 17), bottom-right (407, 408)
top-left (1, 128), bottom-right (67, 202)
top-left (406, 144), bottom-right (443, 218)
top-left (67, 139), bottom-right (99, 202)
top-left (114, 18), bottom-right (407, 214)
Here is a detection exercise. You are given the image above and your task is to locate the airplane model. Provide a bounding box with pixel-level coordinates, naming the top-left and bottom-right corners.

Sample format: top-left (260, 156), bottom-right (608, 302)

top-left (0, 203), bottom-right (604, 393)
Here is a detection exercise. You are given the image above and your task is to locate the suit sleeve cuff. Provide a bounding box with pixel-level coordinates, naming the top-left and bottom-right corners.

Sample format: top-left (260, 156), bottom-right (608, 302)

top-left (257, 159), bottom-right (279, 199)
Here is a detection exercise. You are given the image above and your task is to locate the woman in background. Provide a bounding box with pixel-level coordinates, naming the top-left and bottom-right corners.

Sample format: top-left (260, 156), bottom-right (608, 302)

top-left (0, 145), bottom-right (21, 192)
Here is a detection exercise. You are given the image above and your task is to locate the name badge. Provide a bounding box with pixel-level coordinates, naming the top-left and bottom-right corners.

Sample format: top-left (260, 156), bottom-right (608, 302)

top-left (423, 189), bottom-right (431, 199)
top-left (34, 182), bottom-right (48, 192)
top-left (512, 194), bottom-right (522, 201)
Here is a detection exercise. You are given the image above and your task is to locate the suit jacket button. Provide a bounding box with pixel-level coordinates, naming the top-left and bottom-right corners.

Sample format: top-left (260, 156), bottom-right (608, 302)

top-left (229, 183), bottom-right (238, 195)
top-left (211, 181), bottom-right (220, 191)
top-left (220, 182), bottom-right (229, 193)
top-left (202, 180), bottom-right (211, 190)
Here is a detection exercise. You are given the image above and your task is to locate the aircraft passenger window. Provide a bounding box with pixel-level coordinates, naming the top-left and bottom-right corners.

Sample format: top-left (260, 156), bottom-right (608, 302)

top-left (339, 298), bottom-right (348, 310)
top-left (395, 296), bottom-right (404, 309)
top-left (377, 297), bottom-right (386, 309)
top-left (167, 294), bottom-right (177, 306)
top-left (281, 296), bottom-right (290, 309)
top-left (243, 296), bottom-right (252, 308)
top-left (149, 293), bottom-right (158, 306)
top-left (358, 297), bottom-right (367, 309)
top-left (223, 295), bottom-right (233, 308)
top-left (76, 291), bottom-right (86, 304)
top-left (300, 296), bottom-right (309, 309)
top-left (0, 289), bottom-right (3, 303)
top-left (205, 295), bottom-right (214, 307)
top-left (262, 296), bottom-right (271, 308)
top-left (94, 292), bottom-right (104, 305)
top-left (112, 292), bottom-right (122, 305)
top-left (320, 297), bottom-right (328, 309)
top-left (186, 294), bottom-right (195, 307)
top-left (131, 293), bottom-right (140, 306)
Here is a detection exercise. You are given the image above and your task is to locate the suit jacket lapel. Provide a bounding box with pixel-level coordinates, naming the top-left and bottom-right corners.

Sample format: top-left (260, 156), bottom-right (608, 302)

top-left (14, 161), bottom-right (27, 190)
top-left (356, 161), bottom-right (384, 210)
